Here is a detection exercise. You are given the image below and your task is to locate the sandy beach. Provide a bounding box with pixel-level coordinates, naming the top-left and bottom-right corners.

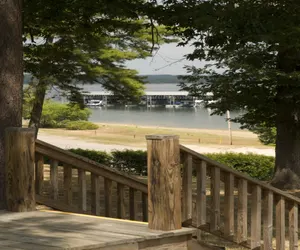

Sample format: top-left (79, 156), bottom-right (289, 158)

top-left (38, 123), bottom-right (275, 156)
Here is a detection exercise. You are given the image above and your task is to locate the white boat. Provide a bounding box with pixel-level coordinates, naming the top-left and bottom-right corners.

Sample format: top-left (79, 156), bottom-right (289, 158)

top-left (86, 100), bottom-right (103, 107)
top-left (193, 100), bottom-right (203, 107)
top-left (165, 104), bottom-right (183, 108)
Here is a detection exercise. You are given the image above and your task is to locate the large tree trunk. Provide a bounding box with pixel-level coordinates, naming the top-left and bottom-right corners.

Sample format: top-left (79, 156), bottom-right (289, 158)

top-left (271, 87), bottom-right (300, 190)
top-left (0, 0), bottom-right (23, 208)
top-left (28, 81), bottom-right (47, 137)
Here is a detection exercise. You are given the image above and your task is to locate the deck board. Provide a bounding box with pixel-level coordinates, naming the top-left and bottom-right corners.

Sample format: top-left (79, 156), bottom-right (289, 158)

top-left (0, 210), bottom-right (194, 250)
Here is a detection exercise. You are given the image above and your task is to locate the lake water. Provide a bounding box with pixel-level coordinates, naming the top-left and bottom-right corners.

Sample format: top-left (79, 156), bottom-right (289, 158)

top-left (89, 106), bottom-right (242, 130)
top-left (49, 83), bottom-right (242, 130)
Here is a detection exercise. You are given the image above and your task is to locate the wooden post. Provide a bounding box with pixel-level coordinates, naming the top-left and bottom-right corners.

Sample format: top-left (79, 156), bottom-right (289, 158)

top-left (5, 128), bottom-right (35, 212)
top-left (146, 134), bottom-right (181, 231)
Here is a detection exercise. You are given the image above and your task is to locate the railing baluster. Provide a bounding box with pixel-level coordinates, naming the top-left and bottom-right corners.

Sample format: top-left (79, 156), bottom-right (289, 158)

top-left (104, 178), bottom-right (112, 217)
top-left (182, 153), bottom-right (193, 223)
top-left (78, 169), bottom-right (87, 212)
top-left (251, 185), bottom-right (262, 249)
top-left (91, 173), bottom-right (100, 215)
top-left (263, 190), bottom-right (273, 250)
top-left (50, 160), bottom-right (58, 200)
top-left (237, 179), bottom-right (248, 244)
top-left (210, 166), bottom-right (220, 232)
top-left (63, 164), bottom-right (72, 205)
top-left (35, 153), bottom-right (44, 195)
top-left (142, 192), bottom-right (148, 222)
top-left (197, 160), bottom-right (207, 227)
top-left (289, 202), bottom-right (298, 250)
top-left (276, 197), bottom-right (285, 250)
top-left (224, 172), bottom-right (234, 238)
top-left (129, 188), bottom-right (136, 220)
top-left (117, 183), bottom-right (126, 219)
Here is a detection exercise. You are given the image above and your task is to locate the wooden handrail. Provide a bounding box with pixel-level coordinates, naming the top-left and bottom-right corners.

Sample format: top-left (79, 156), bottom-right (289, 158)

top-left (180, 144), bottom-right (300, 204)
top-left (180, 144), bottom-right (300, 249)
top-left (36, 140), bottom-right (148, 194)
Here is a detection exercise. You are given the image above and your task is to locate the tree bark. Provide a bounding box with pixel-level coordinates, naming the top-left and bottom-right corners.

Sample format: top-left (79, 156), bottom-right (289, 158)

top-left (271, 87), bottom-right (300, 190)
top-left (0, 0), bottom-right (23, 208)
top-left (29, 81), bottom-right (47, 137)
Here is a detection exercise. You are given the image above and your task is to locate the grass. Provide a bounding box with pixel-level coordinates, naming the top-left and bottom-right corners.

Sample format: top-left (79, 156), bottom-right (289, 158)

top-left (39, 122), bottom-right (267, 147)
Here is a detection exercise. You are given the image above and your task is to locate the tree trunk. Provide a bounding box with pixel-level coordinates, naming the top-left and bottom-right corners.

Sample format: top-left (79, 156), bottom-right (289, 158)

top-left (28, 81), bottom-right (47, 137)
top-left (0, 0), bottom-right (23, 208)
top-left (271, 88), bottom-right (300, 190)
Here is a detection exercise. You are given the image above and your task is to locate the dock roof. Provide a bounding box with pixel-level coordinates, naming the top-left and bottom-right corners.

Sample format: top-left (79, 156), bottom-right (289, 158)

top-left (83, 90), bottom-right (189, 96)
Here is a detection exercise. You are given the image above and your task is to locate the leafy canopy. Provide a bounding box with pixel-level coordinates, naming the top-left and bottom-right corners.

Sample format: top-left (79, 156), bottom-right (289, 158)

top-left (23, 0), bottom-right (174, 100)
top-left (154, 0), bottom-right (300, 129)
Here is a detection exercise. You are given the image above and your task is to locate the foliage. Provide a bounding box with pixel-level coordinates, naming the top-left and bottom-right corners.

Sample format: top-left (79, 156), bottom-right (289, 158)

top-left (23, 0), bottom-right (176, 132)
top-left (205, 153), bottom-right (274, 181)
top-left (23, 83), bottom-right (35, 119)
top-left (38, 100), bottom-right (91, 128)
top-left (65, 120), bottom-right (99, 130)
top-left (67, 148), bottom-right (274, 180)
top-left (68, 148), bottom-right (112, 165)
top-left (249, 124), bottom-right (276, 145)
top-left (153, 0), bottom-right (300, 188)
top-left (111, 150), bottom-right (147, 175)
top-left (68, 148), bottom-right (147, 175)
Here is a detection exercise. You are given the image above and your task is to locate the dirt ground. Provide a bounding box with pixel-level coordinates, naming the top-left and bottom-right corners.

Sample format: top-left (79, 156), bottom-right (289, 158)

top-left (38, 123), bottom-right (274, 156)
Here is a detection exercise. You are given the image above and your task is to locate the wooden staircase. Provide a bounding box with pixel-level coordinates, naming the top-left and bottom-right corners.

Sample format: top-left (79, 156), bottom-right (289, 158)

top-left (33, 138), bottom-right (300, 249)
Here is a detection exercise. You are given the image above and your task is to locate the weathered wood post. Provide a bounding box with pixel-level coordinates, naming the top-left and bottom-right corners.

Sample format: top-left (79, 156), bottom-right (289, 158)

top-left (5, 128), bottom-right (36, 212)
top-left (146, 135), bottom-right (181, 231)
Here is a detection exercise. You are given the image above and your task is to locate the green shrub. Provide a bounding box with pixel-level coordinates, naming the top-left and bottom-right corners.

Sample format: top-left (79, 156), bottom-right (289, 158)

top-left (67, 148), bottom-right (147, 175)
top-left (65, 120), bottom-right (99, 130)
top-left (66, 148), bottom-right (274, 180)
top-left (40, 100), bottom-right (91, 128)
top-left (68, 148), bottom-right (112, 165)
top-left (111, 150), bottom-right (147, 175)
top-left (205, 153), bottom-right (274, 181)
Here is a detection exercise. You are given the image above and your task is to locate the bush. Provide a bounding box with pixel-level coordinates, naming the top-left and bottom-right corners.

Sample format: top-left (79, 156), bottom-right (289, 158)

top-left (205, 153), bottom-right (274, 181)
top-left (111, 150), bottom-right (147, 175)
top-left (67, 148), bottom-right (274, 180)
top-left (68, 148), bottom-right (147, 175)
top-left (40, 100), bottom-right (91, 128)
top-left (65, 120), bottom-right (99, 130)
top-left (68, 148), bottom-right (112, 165)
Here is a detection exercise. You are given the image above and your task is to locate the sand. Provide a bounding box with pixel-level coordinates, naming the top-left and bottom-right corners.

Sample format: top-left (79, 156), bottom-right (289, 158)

top-left (38, 133), bottom-right (275, 156)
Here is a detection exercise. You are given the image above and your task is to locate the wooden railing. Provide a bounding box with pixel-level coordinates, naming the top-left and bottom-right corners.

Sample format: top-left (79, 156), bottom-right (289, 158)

top-left (180, 144), bottom-right (300, 249)
top-left (35, 140), bottom-right (148, 222)
top-left (8, 128), bottom-right (299, 248)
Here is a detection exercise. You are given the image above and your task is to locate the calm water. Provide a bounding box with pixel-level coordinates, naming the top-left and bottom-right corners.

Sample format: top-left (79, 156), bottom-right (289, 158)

top-left (48, 83), bottom-right (242, 130)
top-left (89, 106), bottom-right (242, 130)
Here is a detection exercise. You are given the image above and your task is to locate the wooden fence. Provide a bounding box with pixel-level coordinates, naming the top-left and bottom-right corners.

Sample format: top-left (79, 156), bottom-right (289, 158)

top-left (35, 139), bottom-right (148, 221)
top-left (181, 144), bottom-right (300, 249)
top-left (5, 128), bottom-right (300, 249)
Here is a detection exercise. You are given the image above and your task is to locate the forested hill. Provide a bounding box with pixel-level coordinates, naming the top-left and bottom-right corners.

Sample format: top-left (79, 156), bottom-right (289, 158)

top-left (140, 75), bottom-right (181, 83)
top-left (23, 74), bottom-right (183, 84)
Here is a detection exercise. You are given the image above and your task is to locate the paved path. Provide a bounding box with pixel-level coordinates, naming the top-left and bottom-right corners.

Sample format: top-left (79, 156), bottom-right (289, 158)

top-left (38, 134), bottom-right (275, 156)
